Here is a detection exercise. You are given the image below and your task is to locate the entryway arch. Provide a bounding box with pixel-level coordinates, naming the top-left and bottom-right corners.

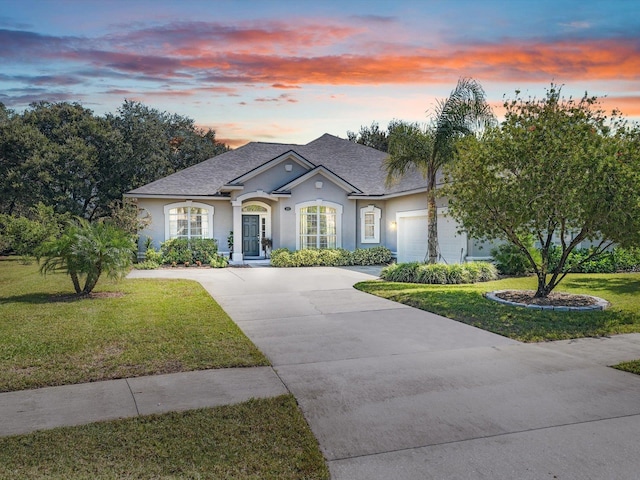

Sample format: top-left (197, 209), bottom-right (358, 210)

top-left (241, 200), bottom-right (272, 258)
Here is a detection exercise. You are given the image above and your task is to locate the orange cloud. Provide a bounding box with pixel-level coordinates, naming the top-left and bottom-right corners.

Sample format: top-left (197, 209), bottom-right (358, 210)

top-left (178, 38), bottom-right (640, 87)
top-left (601, 96), bottom-right (640, 117)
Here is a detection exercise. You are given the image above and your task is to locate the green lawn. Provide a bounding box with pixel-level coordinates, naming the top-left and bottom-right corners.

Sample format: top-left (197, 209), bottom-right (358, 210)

top-left (614, 360), bottom-right (640, 375)
top-left (355, 273), bottom-right (640, 342)
top-left (0, 394), bottom-right (329, 480)
top-left (0, 257), bottom-right (268, 392)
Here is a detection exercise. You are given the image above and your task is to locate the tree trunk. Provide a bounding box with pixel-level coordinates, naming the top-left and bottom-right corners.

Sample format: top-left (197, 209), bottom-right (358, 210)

top-left (534, 272), bottom-right (551, 298)
top-left (427, 174), bottom-right (438, 264)
top-left (70, 271), bottom-right (82, 294)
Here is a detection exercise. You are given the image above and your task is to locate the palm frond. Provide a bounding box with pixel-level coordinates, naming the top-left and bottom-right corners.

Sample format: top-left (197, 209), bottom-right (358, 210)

top-left (432, 77), bottom-right (496, 168)
top-left (384, 121), bottom-right (433, 186)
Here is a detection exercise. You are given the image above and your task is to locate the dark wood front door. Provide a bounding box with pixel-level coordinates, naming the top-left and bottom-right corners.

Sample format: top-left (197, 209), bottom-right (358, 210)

top-left (242, 215), bottom-right (260, 256)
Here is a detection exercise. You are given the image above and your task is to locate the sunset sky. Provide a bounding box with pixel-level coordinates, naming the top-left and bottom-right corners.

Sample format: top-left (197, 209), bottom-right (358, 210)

top-left (1, 0), bottom-right (639, 147)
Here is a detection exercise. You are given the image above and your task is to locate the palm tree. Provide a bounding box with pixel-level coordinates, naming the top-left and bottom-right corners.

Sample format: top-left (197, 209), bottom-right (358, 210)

top-left (38, 218), bottom-right (135, 295)
top-left (385, 77), bottom-right (495, 263)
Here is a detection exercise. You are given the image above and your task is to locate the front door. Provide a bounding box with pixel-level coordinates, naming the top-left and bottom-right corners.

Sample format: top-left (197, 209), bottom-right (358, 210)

top-left (242, 215), bottom-right (260, 256)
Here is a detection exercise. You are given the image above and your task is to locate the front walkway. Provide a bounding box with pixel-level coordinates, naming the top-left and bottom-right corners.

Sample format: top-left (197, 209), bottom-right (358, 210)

top-left (0, 367), bottom-right (286, 437)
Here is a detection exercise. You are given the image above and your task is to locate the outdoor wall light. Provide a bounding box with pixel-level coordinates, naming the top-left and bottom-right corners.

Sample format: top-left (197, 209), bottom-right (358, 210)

top-left (390, 221), bottom-right (397, 230)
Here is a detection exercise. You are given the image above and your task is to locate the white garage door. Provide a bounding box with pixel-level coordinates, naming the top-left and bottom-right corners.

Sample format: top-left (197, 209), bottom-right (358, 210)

top-left (397, 214), bottom-right (428, 263)
top-left (397, 209), bottom-right (466, 264)
top-left (437, 209), bottom-right (466, 265)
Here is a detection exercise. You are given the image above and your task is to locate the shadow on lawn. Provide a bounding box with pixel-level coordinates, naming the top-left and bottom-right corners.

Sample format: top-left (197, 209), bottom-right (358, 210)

top-left (563, 276), bottom-right (640, 296)
top-left (0, 292), bottom-right (117, 305)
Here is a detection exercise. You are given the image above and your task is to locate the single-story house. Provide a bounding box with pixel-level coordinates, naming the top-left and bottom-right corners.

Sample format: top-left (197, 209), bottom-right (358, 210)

top-left (125, 133), bottom-right (489, 263)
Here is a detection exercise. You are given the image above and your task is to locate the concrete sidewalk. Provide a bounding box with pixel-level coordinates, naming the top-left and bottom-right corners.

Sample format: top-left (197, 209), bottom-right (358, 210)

top-left (0, 367), bottom-right (287, 437)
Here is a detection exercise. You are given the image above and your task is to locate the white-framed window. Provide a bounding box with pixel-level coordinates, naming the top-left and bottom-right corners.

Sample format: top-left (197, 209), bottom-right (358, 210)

top-left (295, 200), bottom-right (342, 249)
top-left (360, 205), bottom-right (381, 243)
top-left (164, 202), bottom-right (214, 240)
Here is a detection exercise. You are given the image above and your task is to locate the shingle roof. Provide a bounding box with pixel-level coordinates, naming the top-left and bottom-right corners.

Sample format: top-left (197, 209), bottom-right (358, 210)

top-left (126, 133), bottom-right (430, 197)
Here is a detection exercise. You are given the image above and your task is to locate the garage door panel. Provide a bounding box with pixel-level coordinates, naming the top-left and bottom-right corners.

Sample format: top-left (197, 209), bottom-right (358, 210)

top-left (437, 211), bottom-right (466, 264)
top-left (397, 210), bottom-right (466, 264)
top-left (398, 215), bottom-right (428, 263)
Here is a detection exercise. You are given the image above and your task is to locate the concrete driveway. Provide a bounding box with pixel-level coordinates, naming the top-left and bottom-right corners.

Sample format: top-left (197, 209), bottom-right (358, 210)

top-left (130, 267), bottom-right (640, 479)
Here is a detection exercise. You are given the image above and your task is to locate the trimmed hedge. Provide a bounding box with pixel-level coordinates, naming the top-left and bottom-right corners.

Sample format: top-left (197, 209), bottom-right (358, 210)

top-left (381, 261), bottom-right (498, 284)
top-left (549, 246), bottom-right (640, 273)
top-left (159, 238), bottom-right (218, 264)
top-left (492, 243), bottom-right (640, 276)
top-left (270, 246), bottom-right (392, 267)
top-left (138, 238), bottom-right (222, 267)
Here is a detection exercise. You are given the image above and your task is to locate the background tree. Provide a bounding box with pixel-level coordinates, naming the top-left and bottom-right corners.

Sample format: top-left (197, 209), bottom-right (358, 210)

top-left (445, 86), bottom-right (640, 297)
top-left (108, 100), bottom-right (228, 189)
top-left (0, 101), bottom-right (229, 219)
top-left (385, 78), bottom-right (495, 263)
top-left (347, 121), bottom-right (391, 152)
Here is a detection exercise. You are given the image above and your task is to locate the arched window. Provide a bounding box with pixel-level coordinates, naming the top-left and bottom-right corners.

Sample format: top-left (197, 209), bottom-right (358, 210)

top-left (164, 202), bottom-right (214, 240)
top-left (296, 201), bottom-right (342, 249)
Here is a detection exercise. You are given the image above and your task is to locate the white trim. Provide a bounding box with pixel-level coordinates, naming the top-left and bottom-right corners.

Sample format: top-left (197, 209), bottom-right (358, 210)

top-left (163, 201), bottom-right (214, 240)
top-left (241, 200), bottom-right (272, 257)
top-left (396, 209), bottom-right (428, 221)
top-left (360, 205), bottom-right (381, 244)
top-left (274, 166), bottom-right (362, 194)
top-left (125, 194), bottom-right (228, 200)
top-left (235, 190), bottom-right (279, 202)
top-left (226, 151), bottom-right (314, 185)
top-left (295, 200), bottom-right (343, 250)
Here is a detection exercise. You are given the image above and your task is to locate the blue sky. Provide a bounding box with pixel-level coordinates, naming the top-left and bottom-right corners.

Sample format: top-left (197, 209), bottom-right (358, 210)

top-left (1, 0), bottom-right (639, 146)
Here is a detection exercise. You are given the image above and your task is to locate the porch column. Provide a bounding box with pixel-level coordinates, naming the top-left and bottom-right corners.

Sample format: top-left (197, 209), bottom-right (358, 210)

top-left (231, 200), bottom-right (243, 261)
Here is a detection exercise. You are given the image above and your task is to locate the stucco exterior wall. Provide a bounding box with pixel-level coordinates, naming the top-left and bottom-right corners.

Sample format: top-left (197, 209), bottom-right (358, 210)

top-left (276, 173), bottom-right (356, 251)
top-left (240, 159), bottom-right (309, 193)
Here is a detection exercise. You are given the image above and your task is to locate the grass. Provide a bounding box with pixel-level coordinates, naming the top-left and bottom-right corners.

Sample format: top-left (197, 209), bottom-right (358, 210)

top-left (355, 273), bottom-right (640, 342)
top-left (613, 360), bottom-right (640, 375)
top-left (0, 257), bottom-right (268, 392)
top-left (0, 394), bottom-right (329, 480)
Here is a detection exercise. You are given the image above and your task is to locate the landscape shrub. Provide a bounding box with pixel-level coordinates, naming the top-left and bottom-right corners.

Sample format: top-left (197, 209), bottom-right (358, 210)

top-left (159, 238), bottom-right (218, 264)
top-left (318, 248), bottom-right (351, 266)
top-left (380, 262), bottom-right (421, 283)
top-left (415, 263), bottom-right (448, 284)
top-left (0, 204), bottom-right (67, 258)
top-left (475, 261), bottom-right (499, 282)
top-left (189, 238), bottom-right (219, 263)
top-left (133, 260), bottom-right (160, 270)
top-left (270, 247), bottom-right (392, 267)
top-left (445, 263), bottom-right (469, 284)
top-left (351, 246), bottom-right (393, 265)
top-left (143, 248), bottom-right (163, 264)
top-left (270, 248), bottom-right (292, 267)
top-left (548, 246), bottom-right (640, 274)
top-left (614, 247), bottom-right (640, 272)
top-left (491, 237), bottom-right (540, 276)
top-left (208, 253), bottom-right (228, 268)
top-left (381, 261), bottom-right (498, 284)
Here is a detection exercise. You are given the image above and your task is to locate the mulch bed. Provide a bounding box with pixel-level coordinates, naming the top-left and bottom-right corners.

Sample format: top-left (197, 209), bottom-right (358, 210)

top-left (494, 290), bottom-right (599, 307)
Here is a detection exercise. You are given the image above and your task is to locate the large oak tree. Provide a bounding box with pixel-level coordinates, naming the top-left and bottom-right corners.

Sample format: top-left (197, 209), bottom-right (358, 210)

top-left (0, 101), bottom-right (228, 219)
